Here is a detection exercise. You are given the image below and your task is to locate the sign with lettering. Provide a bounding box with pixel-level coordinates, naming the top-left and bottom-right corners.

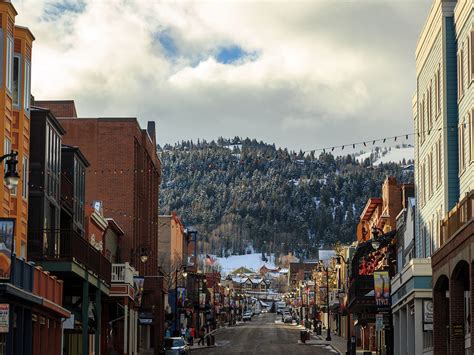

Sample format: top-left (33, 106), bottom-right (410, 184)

top-left (0, 219), bottom-right (15, 280)
top-left (423, 300), bottom-right (433, 323)
top-left (375, 314), bottom-right (384, 331)
top-left (374, 271), bottom-right (390, 306)
top-left (452, 323), bottom-right (464, 337)
top-left (0, 304), bottom-right (9, 333)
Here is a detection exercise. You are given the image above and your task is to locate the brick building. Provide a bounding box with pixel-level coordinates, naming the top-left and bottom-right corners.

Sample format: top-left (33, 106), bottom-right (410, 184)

top-left (34, 100), bottom-right (163, 352)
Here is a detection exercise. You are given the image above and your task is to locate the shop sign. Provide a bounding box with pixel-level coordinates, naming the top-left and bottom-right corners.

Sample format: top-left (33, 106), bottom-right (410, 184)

top-left (199, 293), bottom-right (206, 308)
top-left (319, 287), bottom-right (327, 306)
top-left (375, 314), bottom-right (384, 331)
top-left (452, 323), bottom-right (464, 338)
top-left (0, 304), bottom-right (9, 333)
top-left (0, 219), bottom-right (15, 280)
top-left (177, 287), bottom-right (186, 307)
top-left (423, 300), bottom-right (433, 323)
top-left (373, 271), bottom-right (390, 306)
top-left (133, 276), bottom-right (145, 307)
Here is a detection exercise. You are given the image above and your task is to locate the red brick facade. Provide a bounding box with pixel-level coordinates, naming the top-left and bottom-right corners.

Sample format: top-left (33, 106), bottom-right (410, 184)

top-left (54, 115), bottom-right (161, 276)
top-left (34, 100), bottom-right (77, 118)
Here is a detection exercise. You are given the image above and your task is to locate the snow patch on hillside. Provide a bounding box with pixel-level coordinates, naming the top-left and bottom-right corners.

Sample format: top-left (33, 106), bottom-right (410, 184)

top-left (356, 146), bottom-right (414, 165)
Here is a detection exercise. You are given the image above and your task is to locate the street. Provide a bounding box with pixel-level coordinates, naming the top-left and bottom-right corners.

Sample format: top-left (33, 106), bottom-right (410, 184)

top-left (192, 313), bottom-right (338, 355)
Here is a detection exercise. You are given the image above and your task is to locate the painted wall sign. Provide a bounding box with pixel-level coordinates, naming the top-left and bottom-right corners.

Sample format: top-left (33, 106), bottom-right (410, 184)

top-left (0, 304), bottom-right (9, 333)
top-left (0, 219), bottom-right (15, 280)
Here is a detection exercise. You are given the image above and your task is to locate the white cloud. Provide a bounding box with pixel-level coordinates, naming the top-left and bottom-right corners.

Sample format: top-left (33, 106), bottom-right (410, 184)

top-left (14, 0), bottom-right (432, 151)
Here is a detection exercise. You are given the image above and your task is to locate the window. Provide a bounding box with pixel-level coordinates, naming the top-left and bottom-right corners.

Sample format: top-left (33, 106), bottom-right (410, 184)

top-left (5, 35), bottom-right (13, 93)
top-left (458, 47), bottom-right (465, 100)
top-left (421, 98), bottom-right (425, 143)
top-left (471, 109), bottom-right (474, 163)
top-left (24, 60), bottom-right (31, 114)
top-left (423, 330), bottom-right (433, 350)
top-left (471, 30), bottom-right (474, 81)
top-left (4, 138), bottom-right (16, 195)
top-left (429, 151), bottom-right (433, 197)
top-left (436, 65), bottom-right (441, 116)
top-left (12, 55), bottom-right (20, 106)
top-left (22, 156), bottom-right (28, 199)
top-left (429, 84), bottom-right (432, 131)
top-left (465, 290), bottom-right (471, 336)
top-left (436, 137), bottom-right (442, 187)
top-left (459, 119), bottom-right (465, 173)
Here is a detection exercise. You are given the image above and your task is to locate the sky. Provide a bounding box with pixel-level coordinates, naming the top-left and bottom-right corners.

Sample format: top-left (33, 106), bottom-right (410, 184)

top-left (15, 0), bottom-right (433, 152)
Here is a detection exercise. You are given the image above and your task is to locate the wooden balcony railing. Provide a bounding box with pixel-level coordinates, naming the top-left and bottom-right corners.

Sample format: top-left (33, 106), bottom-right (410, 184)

top-left (440, 190), bottom-right (473, 247)
top-left (28, 229), bottom-right (111, 285)
top-left (111, 262), bottom-right (136, 286)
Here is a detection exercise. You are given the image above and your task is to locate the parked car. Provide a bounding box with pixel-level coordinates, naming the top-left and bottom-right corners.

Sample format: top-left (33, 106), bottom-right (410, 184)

top-left (162, 337), bottom-right (190, 355)
top-left (283, 314), bottom-right (293, 323)
top-left (243, 311), bottom-right (253, 321)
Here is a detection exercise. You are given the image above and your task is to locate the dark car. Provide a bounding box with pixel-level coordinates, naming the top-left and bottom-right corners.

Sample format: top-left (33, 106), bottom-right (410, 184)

top-left (162, 337), bottom-right (190, 355)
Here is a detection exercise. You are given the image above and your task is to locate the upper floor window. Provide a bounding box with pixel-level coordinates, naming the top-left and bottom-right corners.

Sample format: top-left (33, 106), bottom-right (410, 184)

top-left (470, 30), bottom-right (474, 81)
top-left (13, 55), bottom-right (21, 107)
top-left (470, 109), bottom-right (474, 163)
top-left (22, 156), bottom-right (28, 199)
top-left (458, 47), bottom-right (465, 100)
top-left (24, 60), bottom-right (31, 114)
top-left (6, 35), bottom-right (13, 93)
top-left (459, 118), bottom-right (466, 173)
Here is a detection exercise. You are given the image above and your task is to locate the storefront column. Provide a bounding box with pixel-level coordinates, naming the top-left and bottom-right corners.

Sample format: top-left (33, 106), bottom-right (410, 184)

top-left (414, 299), bottom-right (423, 355)
top-left (124, 302), bottom-right (128, 355)
top-left (129, 309), bottom-right (133, 355)
top-left (15, 306), bottom-right (24, 355)
top-left (95, 289), bottom-right (101, 355)
top-left (134, 309), bottom-right (138, 354)
top-left (23, 308), bottom-right (32, 355)
top-left (82, 280), bottom-right (89, 355)
top-left (393, 311), bottom-right (399, 355)
top-left (407, 304), bottom-right (415, 355)
top-left (399, 307), bottom-right (406, 355)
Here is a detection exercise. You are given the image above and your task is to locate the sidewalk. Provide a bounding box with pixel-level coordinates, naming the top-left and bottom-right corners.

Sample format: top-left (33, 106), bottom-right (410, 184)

top-left (312, 333), bottom-right (347, 354)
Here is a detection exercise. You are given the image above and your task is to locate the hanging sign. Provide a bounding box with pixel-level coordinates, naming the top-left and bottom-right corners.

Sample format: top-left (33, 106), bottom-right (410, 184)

top-left (0, 219), bottom-right (15, 280)
top-left (0, 304), bottom-right (9, 333)
top-left (177, 287), bottom-right (186, 307)
top-left (373, 271), bottom-right (390, 306)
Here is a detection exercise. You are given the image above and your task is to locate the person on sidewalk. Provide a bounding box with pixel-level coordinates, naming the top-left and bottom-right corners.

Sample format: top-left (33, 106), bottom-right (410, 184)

top-left (185, 325), bottom-right (191, 345)
top-left (198, 326), bottom-right (205, 346)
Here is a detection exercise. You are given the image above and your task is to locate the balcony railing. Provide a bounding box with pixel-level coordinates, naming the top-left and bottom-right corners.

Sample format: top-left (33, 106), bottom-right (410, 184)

top-left (440, 190), bottom-right (473, 246)
top-left (28, 229), bottom-right (111, 284)
top-left (112, 262), bottom-right (136, 286)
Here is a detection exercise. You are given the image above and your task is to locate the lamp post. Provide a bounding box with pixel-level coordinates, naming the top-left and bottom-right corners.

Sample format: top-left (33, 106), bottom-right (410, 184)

top-left (0, 150), bottom-right (20, 191)
top-left (334, 255), bottom-right (352, 355)
top-left (317, 262), bottom-right (331, 341)
top-left (175, 265), bottom-right (188, 333)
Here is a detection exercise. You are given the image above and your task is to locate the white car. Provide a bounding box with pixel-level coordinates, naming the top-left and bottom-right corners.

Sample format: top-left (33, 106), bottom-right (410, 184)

top-left (243, 311), bottom-right (252, 321)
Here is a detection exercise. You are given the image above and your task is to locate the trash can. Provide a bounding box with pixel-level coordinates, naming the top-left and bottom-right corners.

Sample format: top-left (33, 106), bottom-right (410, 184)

top-left (300, 330), bottom-right (308, 343)
top-left (211, 335), bottom-right (215, 345)
top-left (206, 336), bottom-right (211, 346)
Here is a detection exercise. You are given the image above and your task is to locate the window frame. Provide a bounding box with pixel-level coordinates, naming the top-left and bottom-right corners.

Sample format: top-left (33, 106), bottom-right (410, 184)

top-left (12, 54), bottom-right (21, 107)
top-left (5, 35), bottom-right (13, 94)
top-left (22, 155), bottom-right (28, 200)
top-left (23, 60), bottom-right (31, 115)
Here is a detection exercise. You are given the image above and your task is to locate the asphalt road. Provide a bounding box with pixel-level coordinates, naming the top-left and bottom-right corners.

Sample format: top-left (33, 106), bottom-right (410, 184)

top-left (192, 313), bottom-right (337, 355)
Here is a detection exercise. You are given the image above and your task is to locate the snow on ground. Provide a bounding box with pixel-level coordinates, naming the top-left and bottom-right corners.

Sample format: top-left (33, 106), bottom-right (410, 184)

top-left (216, 253), bottom-right (277, 276)
top-left (356, 146), bottom-right (414, 165)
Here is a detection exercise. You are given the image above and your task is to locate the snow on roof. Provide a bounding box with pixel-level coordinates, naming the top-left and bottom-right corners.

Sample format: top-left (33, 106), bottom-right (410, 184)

top-left (216, 253), bottom-right (277, 276)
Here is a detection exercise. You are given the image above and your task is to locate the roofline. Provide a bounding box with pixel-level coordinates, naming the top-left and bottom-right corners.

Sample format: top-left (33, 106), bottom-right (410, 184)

top-left (61, 145), bottom-right (90, 167)
top-left (14, 25), bottom-right (35, 41)
top-left (31, 106), bottom-right (67, 135)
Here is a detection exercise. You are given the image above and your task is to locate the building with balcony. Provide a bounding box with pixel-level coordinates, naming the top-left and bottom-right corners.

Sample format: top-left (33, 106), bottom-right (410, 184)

top-left (348, 177), bottom-right (411, 354)
top-left (413, 0), bottom-right (473, 354)
top-left (27, 105), bottom-right (111, 355)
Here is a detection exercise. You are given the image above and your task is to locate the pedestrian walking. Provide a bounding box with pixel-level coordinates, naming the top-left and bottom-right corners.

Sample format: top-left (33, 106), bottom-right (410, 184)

top-left (185, 325), bottom-right (191, 344)
top-left (190, 326), bottom-right (195, 345)
top-left (165, 325), bottom-right (171, 338)
top-left (198, 326), bottom-right (205, 346)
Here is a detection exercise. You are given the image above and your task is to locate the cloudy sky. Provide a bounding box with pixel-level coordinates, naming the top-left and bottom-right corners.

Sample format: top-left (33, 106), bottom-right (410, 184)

top-left (15, 0), bottom-right (432, 151)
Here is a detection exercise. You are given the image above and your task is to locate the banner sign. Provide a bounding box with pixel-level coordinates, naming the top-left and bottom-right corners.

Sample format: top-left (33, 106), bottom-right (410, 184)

top-left (423, 299), bottom-right (433, 323)
top-left (0, 304), bottom-right (9, 333)
top-left (199, 293), bottom-right (206, 308)
top-left (177, 287), bottom-right (186, 307)
top-left (319, 287), bottom-right (327, 306)
top-left (214, 292), bottom-right (220, 304)
top-left (375, 314), bottom-right (384, 331)
top-left (133, 276), bottom-right (145, 307)
top-left (0, 219), bottom-right (15, 280)
top-left (374, 271), bottom-right (390, 306)
top-left (309, 291), bottom-right (315, 305)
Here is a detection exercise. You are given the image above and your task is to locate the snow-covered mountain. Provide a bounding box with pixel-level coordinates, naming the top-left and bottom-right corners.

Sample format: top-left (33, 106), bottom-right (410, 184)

top-left (355, 145), bottom-right (414, 166)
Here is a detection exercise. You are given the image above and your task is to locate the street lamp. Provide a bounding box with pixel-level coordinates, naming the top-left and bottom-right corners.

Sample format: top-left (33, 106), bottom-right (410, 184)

top-left (1, 150), bottom-right (19, 191)
top-left (175, 265), bottom-right (188, 333)
top-left (334, 255), bottom-right (352, 355)
top-left (317, 262), bottom-right (331, 341)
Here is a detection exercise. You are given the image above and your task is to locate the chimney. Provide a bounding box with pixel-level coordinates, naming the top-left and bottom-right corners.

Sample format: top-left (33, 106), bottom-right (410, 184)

top-left (147, 121), bottom-right (156, 145)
